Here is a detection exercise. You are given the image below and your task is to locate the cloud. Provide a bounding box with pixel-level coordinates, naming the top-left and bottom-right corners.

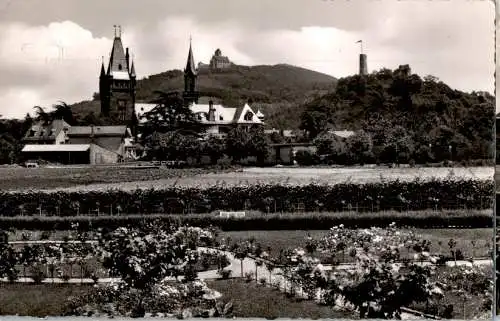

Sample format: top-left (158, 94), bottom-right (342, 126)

top-left (0, 1), bottom-right (494, 119)
top-left (0, 20), bottom-right (109, 118)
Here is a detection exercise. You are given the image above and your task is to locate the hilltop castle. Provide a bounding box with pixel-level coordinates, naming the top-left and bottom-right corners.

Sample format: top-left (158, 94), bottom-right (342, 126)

top-left (209, 49), bottom-right (231, 70)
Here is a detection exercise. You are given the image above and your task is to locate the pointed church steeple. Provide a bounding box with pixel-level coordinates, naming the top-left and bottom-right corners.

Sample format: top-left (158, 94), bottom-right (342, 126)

top-left (100, 56), bottom-right (106, 77)
top-left (130, 61), bottom-right (136, 77)
top-left (185, 36), bottom-right (197, 76)
top-left (183, 36), bottom-right (198, 106)
top-left (107, 25), bottom-right (128, 76)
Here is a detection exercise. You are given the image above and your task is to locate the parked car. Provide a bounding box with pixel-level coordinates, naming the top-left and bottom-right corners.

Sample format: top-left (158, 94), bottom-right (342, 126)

top-left (24, 160), bottom-right (39, 168)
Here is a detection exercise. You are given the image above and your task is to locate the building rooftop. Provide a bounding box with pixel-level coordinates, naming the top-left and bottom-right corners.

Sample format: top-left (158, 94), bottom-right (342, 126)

top-left (22, 144), bottom-right (91, 153)
top-left (68, 126), bottom-right (128, 136)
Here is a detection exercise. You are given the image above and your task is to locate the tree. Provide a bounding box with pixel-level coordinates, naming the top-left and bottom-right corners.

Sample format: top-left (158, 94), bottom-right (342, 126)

top-left (141, 91), bottom-right (202, 136)
top-left (203, 135), bottom-right (226, 165)
top-left (231, 241), bottom-right (251, 278)
top-left (247, 126), bottom-right (271, 165)
top-left (33, 106), bottom-right (51, 125)
top-left (51, 101), bottom-right (75, 125)
top-left (0, 243), bottom-right (18, 282)
top-left (299, 104), bottom-right (333, 139)
top-left (345, 130), bottom-right (374, 164)
top-left (225, 127), bottom-right (250, 163)
top-left (313, 132), bottom-right (347, 164)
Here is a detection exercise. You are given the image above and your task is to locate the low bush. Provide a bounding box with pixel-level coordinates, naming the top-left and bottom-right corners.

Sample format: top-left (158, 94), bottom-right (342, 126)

top-left (0, 210), bottom-right (492, 231)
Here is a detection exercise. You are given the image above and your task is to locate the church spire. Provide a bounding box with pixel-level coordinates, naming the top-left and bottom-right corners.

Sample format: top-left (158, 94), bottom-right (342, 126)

top-left (130, 60), bottom-right (136, 77)
top-left (107, 25), bottom-right (128, 75)
top-left (183, 36), bottom-right (198, 106)
top-left (100, 56), bottom-right (106, 76)
top-left (184, 36), bottom-right (197, 76)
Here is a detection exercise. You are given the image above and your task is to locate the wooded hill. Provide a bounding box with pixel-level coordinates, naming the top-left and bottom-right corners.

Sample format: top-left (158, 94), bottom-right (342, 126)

top-left (300, 65), bottom-right (495, 161)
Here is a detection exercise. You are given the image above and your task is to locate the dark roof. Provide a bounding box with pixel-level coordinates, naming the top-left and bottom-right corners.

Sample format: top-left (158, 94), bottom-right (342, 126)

top-left (22, 119), bottom-right (70, 142)
top-left (107, 37), bottom-right (128, 74)
top-left (67, 126), bottom-right (128, 137)
top-left (185, 42), bottom-right (197, 75)
top-left (232, 106), bottom-right (245, 122)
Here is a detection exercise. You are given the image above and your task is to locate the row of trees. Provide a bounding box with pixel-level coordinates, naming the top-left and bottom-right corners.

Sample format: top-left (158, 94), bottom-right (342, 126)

top-left (294, 128), bottom-right (487, 166)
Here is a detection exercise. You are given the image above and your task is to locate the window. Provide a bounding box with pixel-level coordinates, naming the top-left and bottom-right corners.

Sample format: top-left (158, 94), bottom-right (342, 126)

top-left (219, 116), bottom-right (223, 120)
top-left (118, 64), bottom-right (122, 70)
top-left (244, 111), bottom-right (253, 121)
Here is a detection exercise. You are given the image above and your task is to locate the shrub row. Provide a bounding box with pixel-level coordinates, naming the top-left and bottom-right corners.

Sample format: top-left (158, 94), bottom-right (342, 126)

top-left (0, 179), bottom-right (493, 216)
top-left (0, 211), bottom-right (492, 231)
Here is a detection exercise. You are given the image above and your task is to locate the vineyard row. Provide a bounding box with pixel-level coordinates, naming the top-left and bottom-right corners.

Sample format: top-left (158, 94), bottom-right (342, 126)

top-left (0, 179), bottom-right (494, 216)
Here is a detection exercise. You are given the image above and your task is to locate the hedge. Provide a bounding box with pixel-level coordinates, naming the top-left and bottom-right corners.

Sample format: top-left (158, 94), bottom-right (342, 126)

top-left (0, 179), bottom-right (493, 216)
top-left (0, 210), bottom-right (492, 231)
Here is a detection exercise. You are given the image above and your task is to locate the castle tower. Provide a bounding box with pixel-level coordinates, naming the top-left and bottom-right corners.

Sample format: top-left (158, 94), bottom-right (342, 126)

top-left (357, 40), bottom-right (368, 76)
top-left (99, 25), bottom-right (136, 125)
top-left (183, 37), bottom-right (199, 106)
top-left (359, 54), bottom-right (368, 76)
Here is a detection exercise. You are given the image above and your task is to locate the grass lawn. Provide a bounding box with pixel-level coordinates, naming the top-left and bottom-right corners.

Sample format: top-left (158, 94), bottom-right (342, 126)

top-left (219, 228), bottom-right (492, 260)
top-left (206, 278), bottom-right (352, 319)
top-left (0, 283), bottom-right (93, 316)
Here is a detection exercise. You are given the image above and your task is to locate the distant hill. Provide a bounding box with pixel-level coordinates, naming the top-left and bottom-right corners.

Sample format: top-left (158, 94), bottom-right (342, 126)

top-left (70, 63), bottom-right (337, 129)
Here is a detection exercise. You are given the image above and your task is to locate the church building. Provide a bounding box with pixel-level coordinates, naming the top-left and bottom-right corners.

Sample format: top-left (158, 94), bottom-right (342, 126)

top-left (99, 26), bottom-right (137, 126)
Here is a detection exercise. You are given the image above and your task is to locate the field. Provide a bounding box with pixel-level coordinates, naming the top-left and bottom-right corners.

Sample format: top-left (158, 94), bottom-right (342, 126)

top-left (1, 165), bottom-right (492, 192)
top-left (0, 165), bottom-right (234, 191)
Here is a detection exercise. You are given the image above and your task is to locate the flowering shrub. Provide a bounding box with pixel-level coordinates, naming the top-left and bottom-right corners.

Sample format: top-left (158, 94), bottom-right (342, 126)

top-left (62, 222), bottom-right (221, 317)
top-left (269, 224), bottom-right (490, 319)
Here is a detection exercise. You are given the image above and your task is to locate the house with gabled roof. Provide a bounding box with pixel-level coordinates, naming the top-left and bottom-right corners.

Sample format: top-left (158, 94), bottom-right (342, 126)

top-left (21, 120), bottom-right (135, 164)
top-left (22, 119), bottom-right (71, 145)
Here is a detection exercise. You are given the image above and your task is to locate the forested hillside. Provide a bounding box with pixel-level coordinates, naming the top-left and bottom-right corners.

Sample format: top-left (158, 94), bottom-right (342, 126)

top-left (300, 65), bottom-right (495, 162)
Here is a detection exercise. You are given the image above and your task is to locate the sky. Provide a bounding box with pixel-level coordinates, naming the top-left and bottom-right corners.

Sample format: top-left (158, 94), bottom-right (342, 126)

top-left (0, 0), bottom-right (495, 119)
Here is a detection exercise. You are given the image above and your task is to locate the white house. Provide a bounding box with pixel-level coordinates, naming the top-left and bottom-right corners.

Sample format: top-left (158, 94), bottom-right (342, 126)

top-left (135, 100), bottom-right (264, 136)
